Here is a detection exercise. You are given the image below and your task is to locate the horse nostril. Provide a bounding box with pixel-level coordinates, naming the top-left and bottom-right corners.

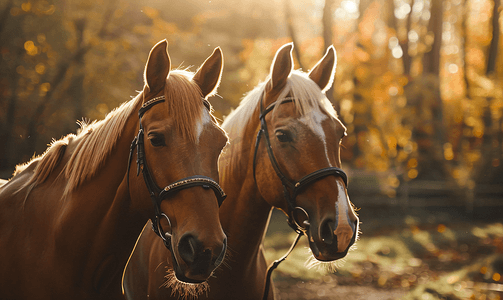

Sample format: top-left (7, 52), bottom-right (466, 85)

top-left (178, 234), bottom-right (199, 264)
top-left (320, 219), bottom-right (335, 245)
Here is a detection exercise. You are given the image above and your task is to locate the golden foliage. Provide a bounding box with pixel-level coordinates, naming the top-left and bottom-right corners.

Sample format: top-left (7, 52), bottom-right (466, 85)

top-left (2, 0), bottom-right (503, 191)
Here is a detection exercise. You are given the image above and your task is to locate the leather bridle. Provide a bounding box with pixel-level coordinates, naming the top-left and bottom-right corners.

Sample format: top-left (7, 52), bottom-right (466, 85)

top-left (254, 94), bottom-right (349, 300)
top-left (252, 95), bottom-right (348, 234)
top-left (127, 95), bottom-right (226, 250)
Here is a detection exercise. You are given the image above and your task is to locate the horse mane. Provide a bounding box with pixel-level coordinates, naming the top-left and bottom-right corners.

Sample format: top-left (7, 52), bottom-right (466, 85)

top-left (14, 70), bottom-right (205, 196)
top-left (14, 92), bottom-right (142, 196)
top-left (221, 70), bottom-right (338, 175)
top-left (162, 70), bottom-right (205, 143)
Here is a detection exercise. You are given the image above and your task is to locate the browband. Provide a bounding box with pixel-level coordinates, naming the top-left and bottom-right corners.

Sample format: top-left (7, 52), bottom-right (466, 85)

top-left (127, 95), bottom-right (226, 250)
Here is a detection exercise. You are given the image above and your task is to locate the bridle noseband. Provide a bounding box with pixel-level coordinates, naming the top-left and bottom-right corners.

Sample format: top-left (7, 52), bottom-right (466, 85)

top-left (252, 96), bottom-right (348, 234)
top-left (127, 95), bottom-right (226, 250)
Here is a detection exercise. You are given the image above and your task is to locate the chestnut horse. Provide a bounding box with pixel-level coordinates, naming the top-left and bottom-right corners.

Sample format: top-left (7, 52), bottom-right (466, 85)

top-left (123, 43), bottom-right (359, 299)
top-left (0, 40), bottom-right (228, 300)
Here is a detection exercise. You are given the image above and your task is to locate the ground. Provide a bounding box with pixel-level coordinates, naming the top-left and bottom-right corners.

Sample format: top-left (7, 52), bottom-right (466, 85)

top-left (263, 205), bottom-right (503, 300)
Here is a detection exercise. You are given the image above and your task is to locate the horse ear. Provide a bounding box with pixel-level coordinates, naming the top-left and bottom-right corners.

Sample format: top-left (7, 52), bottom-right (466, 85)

top-left (269, 43), bottom-right (294, 91)
top-left (308, 45), bottom-right (336, 92)
top-left (144, 40), bottom-right (171, 94)
top-left (193, 47), bottom-right (223, 99)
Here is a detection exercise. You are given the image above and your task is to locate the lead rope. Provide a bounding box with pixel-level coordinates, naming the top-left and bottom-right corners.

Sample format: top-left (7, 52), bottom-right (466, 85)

top-left (262, 232), bottom-right (303, 300)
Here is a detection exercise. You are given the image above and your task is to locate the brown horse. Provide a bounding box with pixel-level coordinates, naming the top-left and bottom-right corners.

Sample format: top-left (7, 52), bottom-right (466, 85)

top-left (0, 40), bottom-right (228, 300)
top-left (123, 43), bottom-right (359, 299)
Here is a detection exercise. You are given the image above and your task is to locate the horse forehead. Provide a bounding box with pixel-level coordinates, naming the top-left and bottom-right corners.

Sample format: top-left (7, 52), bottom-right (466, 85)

top-left (196, 108), bottom-right (219, 143)
top-left (299, 109), bottom-right (330, 141)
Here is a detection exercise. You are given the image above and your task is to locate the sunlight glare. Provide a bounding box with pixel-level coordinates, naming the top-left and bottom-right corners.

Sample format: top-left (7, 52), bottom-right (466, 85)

top-left (395, 3), bottom-right (411, 19)
top-left (392, 46), bottom-right (403, 59)
top-left (422, 10), bottom-right (431, 21)
top-left (342, 0), bottom-right (358, 14)
top-left (447, 64), bottom-right (459, 74)
top-left (412, 0), bottom-right (424, 13)
top-left (336, 0), bottom-right (359, 20)
top-left (388, 36), bottom-right (399, 49)
top-left (408, 30), bottom-right (419, 43)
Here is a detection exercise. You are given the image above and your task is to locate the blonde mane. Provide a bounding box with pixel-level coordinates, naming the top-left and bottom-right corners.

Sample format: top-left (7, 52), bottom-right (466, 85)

top-left (15, 70), bottom-right (206, 196)
top-left (162, 71), bottom-right (205, 142)
top-left (14, 92), bottom-right (142, 196)
top-left (221, 70), bottom-right (338, 176)
top-left (222, 70), bottom-right (337, 136)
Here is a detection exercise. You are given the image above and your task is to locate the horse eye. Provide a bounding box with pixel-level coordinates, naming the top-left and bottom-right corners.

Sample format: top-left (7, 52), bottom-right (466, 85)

top-left (203, 99), bottom-right (212, 111)
top-left (275, 130), bottom-right (291, 143)
top-left (149, 134), bottom-right (166, 147)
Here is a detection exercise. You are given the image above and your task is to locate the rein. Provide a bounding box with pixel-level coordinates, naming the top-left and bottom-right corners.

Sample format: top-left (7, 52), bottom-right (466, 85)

top-left (127, 95), bottom-right (226, 250)
top-left (253, 95), bottom-right (348, 300)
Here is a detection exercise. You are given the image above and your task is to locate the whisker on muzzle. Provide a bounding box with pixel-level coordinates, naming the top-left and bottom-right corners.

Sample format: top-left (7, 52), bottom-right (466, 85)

top-left (304, 248), bottom-right (346, 273)
top-left (160, 246), bottom-right (233, 299)
top-left (161, 268), bottom-right (210, 300)
top-left (303, 231), bottom-right (360, 273)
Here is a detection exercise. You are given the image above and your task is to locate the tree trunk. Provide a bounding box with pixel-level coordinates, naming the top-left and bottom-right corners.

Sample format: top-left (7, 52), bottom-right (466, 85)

top-left (423, 0), bottom-right (443, 75)
top-left (349, 0), bottom-right (373, 163)
top-left (402, 0), bottom-right (415, 76)
top-left (486, 0), bottom-right (500, 75)
top-left (284, 0), bottom-right (304, 70)
top-left (24, 6), bottom-right (115, 155)
top-left (0, 0), bottom-right (13, 48)
top-left (24, 44), bottom-right (90, 156)
top-left (1, 45), bottom-right (25, 171)
top-left (462, 1), bottom-right (470, 99)
top-left (322, 0), bottom-right (334, 51)
top-left (322, 0), bottom-right (336, 106)
top-left (474, 0), bottom-right (502, 185)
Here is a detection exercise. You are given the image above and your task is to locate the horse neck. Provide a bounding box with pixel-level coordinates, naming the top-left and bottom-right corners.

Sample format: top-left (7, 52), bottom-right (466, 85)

top-left (219, 110), bottom-right (273, 261)
top-left (54, 98), bottom-right (147, 291)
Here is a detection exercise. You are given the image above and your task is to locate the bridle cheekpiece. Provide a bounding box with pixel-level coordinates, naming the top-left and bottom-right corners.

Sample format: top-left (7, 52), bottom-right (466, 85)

top-left (255, 94), bottom-right (350, 300)
top-left (127, 95), bottom-right (226, 250)
top-left (252, 94), bottom-right (348, 234)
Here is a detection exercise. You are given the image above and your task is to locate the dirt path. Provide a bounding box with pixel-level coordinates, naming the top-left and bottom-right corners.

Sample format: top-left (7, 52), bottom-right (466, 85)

top-left (274, 278), bottom-right (407, 300)
top-left (264, 206), bottom-right (503, 300)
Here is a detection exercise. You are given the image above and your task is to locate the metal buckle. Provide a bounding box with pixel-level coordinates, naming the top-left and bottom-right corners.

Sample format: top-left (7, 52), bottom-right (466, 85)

top-left (290, 206), bottom-right (310, 234)
top-left (155, 213), bottom-right (173, 243)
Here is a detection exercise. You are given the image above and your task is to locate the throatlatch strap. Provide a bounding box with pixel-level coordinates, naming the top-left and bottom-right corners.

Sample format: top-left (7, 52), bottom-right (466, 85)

top-left (253, 95), bottom-right (350, 300)
top-left (262, 232), bottom-right (303, 300)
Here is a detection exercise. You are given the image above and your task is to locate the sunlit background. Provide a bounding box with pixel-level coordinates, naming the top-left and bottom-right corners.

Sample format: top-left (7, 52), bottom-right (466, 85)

top-left (1, 0), bottom-right (502, 299)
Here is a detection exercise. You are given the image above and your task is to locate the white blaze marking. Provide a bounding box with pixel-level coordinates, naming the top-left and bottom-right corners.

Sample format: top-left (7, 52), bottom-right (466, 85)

top-left (335, 182), bottom-right (353, 252)
top-left (336, 182), bottom-right (350, 226)
top-left (195, 108), bottom-right (212, 144)
top-left (299, 110), bottom-right (330, 162)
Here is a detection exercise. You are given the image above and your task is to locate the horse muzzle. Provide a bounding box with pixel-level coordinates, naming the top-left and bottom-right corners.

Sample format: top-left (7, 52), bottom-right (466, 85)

top-left (307, 218), bottom-right (358, 261)
top-left (171, 233), bottom-right (227, 283)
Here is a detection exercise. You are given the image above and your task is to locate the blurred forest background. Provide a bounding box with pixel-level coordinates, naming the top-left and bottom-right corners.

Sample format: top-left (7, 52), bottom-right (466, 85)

top-left (0, 0), bottom-right (503, 299)
top-left (1, 0), bottom-right (503, 204)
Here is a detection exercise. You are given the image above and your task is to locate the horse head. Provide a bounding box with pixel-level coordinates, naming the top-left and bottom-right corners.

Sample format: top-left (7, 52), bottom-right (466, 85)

top-left (129, 40), bottom-right (227, 283)
top-left (254, 43), bottom-right (359, 263)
